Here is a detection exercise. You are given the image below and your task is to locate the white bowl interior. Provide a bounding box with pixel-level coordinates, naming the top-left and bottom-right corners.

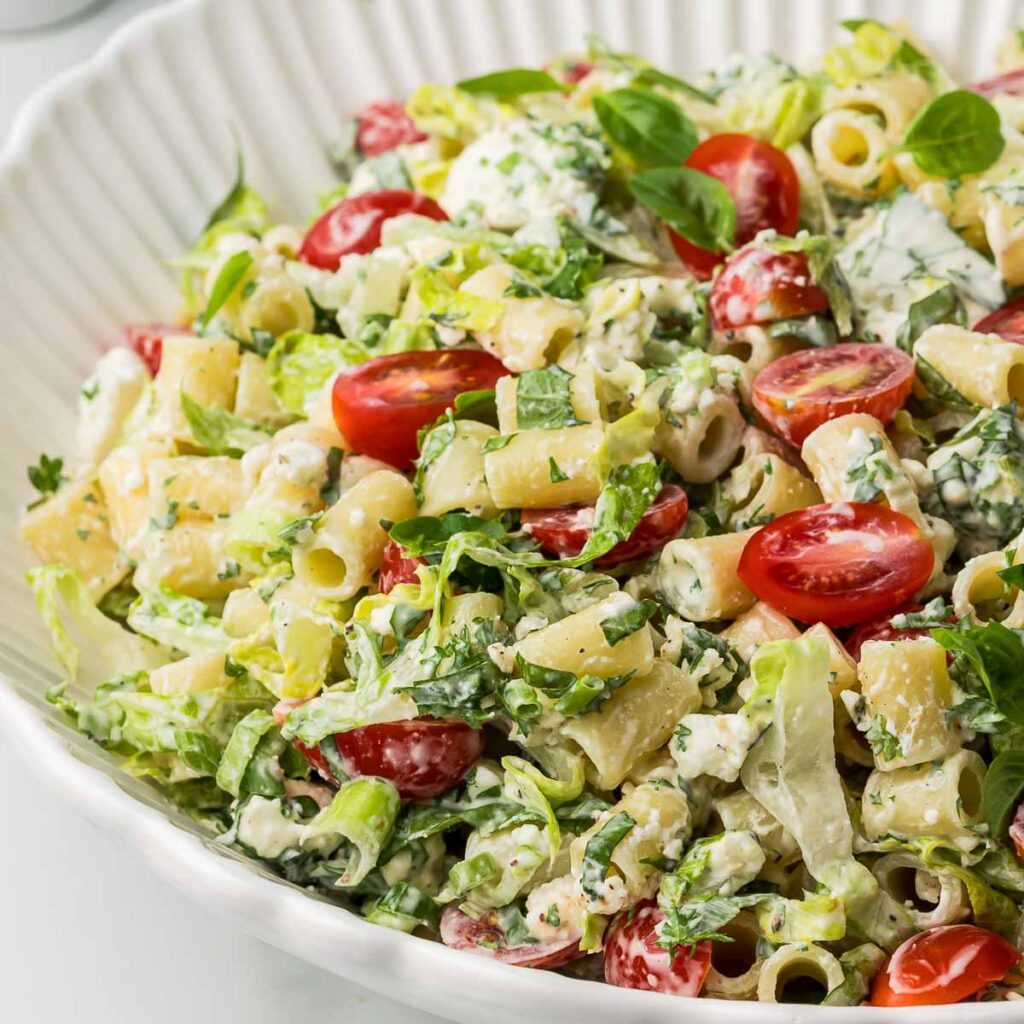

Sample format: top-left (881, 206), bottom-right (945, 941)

top-left (2, 1), bottom-right (1024, 1021)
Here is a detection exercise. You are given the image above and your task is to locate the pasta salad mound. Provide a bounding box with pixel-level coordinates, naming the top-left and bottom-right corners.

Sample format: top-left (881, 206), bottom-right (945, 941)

top-left (23, 21), bottom-right (1024, 1008)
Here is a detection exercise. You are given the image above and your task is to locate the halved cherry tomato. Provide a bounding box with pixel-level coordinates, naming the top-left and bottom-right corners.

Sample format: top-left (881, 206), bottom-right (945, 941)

top-left (335, 718), bottom-right (483, 799)
top-left (871, 925), bottom-right (1021, 1007)
top-left (671, 134), bottom-right (800, 280)
top-left (299, 189), bottom-right (448, 270)
top-left (119, 322), bottom-right (181, 376)
top-left (332, 349), bottom-right (508, 468)
top-left (969, 69), bottom-right (1024, 99)
top-left (843, 605), bottom-right (931, 662)
top-left (710, 248), bottom-right (829, 330)
top-left (604, 900), bottom-right (712, 996)
top-left (751, 342), bottom-right (915, 447)
top-left (562, 61), bottom-right (594, 84)
top-left (1010, 803), bottom-right (1024, 860)
top-left (738, 502), bottom-right (934, 628)
top-left (521, 485), bottom-right (688, 567)
top-left (974, 297), bottom-right (1024, 345)
top-left (356, 100), bottom-right (426, 157)
top-left (273, 700), bottom-right (339, 786)
top-left (439, 906), bottom-right (582, 968)
top-left (379, 539), bottom-right (424, 594)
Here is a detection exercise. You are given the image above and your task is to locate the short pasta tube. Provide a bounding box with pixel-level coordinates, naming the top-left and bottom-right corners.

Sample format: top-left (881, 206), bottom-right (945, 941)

top-left (811, 108), bottom-right (895, 197)
top-left (952, 545), bottom-right (1024, 625)
top-left (872, 851), bottom-right (969, 930)
top-left (702, 911), bottom-right (763, 1000)
top-left (147, 455), bottom-right (248, 523)
top-left (239, 274), bottom-right (314, 339)
top-left (722, 453), bottom-right (822, 531)
top-left (20, 475), bottom-right (126, 599)
top-left (484, 424), bottom-right (603, 509)
top-left (712, 790), bottom-right (800, 873)
top-left (233, 351), bottom-right (292, 427)
top-left (512, 593), bottom-right (655, 681)
top-left (292, 470), bottom-right (417, 600)
top-left (135, 520), bottom-right (243, 600)
top-left (562, 660), bottom-right (702, 790)
top-left (152, 334), bottom-right (240, 444)
top-left (862, 749), bottom-right (986, 841)
top-left (859, 637), bottom-right (960, 770)
top-left (658, 529), bottom-right (759, 622)
top-left (150, 652), bottom-right (230, 696)
top-left (462, 265), bottom-right (584, 372)
top-left (494, 365), bottom-right (600, 433)
top-left (654, 390), bottom-right (745, 484)
top-left (709, 325), bottom-right (804, 380)
top-left (915, 324), bottom-right (1024, 408)
top-left (756, 943), bottom-right (845, 1004)
top-left (721, 602), bottom-right (800, 663)
top-left (419, 420), bottom-right (498, 518)
top-left (98, 440), bottom-right (175, 561)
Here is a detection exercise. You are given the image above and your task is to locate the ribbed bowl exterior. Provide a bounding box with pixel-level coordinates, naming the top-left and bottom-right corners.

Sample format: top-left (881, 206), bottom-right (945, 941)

top-left (1, 2), bottom-right (1022, 1020)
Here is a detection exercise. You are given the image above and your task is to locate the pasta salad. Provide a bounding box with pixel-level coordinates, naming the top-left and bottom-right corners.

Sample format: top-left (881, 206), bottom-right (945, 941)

top-left (22, 20), bottom-right (1024, 1009)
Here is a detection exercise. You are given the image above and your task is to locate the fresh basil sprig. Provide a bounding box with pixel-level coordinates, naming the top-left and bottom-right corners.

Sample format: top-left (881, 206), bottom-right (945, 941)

top-left (630, 167), bottom-right (735, 253)
top-left (592, 87), bottom-right (698, 166)
top-left (456, 68), bottom-right (564, 99)
top-left (981, 751), bottom-right (1024, 838)
top-left (200, 249), bottom-right (253, 327)
top-left (902, 89), bottom-right (1004, 177)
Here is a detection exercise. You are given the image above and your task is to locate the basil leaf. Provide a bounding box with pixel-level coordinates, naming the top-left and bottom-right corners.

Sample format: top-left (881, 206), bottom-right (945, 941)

top-left (915, 355), bottom-right (979, 411)
top-left (579, 811), bottom-right (636, 898)
top-left (592, 87), bottom-right (698, 167)
top-left (631, 67), bottom-right (716, 105)
top-left (200, 249), bottom-right (253, 327)
top-left (894, 283), bottom-right (966, 353)
top-left (630, 167), bottom-right (735, 253)
top-left (600, 599), bottom-right (658, 646)
top-left (997, 564), bottom-right (1024, 591)
top-left (456, 68), bottom-right (563, 99)
top-left (453, 388), bottom-right (498, 427)
top-left (389, 512), bottom-right (507, 556)
top-left (481, 433), bottom-right (516, 454)
top-left (902, 90), bottom-right (1004, 177)
top-left (515, 365), bottom-right (582, 430)
top-left (548, 457), bottom-right (569, 483)
top-left (981, 751), bottom-right (1024, 837)
top-left (574, 460), bottom-right (662, 565)
top-left (932, 620), bottom-right (1024, 724)
top-left (657, 892), bottom-right (765, 949)
top-left (413, 414), bottom-right (458, 503)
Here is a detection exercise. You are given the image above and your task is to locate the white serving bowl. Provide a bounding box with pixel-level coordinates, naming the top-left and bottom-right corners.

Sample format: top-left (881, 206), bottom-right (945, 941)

top-left (1, 1), bottom-right (1021, 1020)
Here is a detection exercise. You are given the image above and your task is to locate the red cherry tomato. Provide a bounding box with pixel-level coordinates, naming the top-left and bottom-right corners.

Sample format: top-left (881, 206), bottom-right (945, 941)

top-left (969, 69), bottom-right (1024, 98)
top-left (379, 539), bottom-right (424, 594)
top-left (356, 100), bottom-right (426, 157)
top-left (119, 322), bottom-right (181, 376)
top-left (1010, 803), bottom-right (1024, 860)
top-left (299, 189), bottom-right (448, 271)
top-left (273, 700), bottom-right (339, 785)
top-left (738, 502), bottom-right (934, 628)
top-left (871, 925), bottom-right (1021, 1007)
top-left (752, 342), bottom-right (915, 447)
top-left (332, 349), bottom-right (508, 468)
top-left (562, 61), bottom-right (594, 84)
top-left (974, 297), bottom-right (1024, 345)
top-left (671, 134), bottom-right (800, 280)
top-left (334, 718), bottom-right (483, 799)
top-left (604, 900), bottom-right (712, 996)
top-left (710, 248), bottom-right (829, 330)
top-left (521, 485), bottom-right (689, 568)
top-left (843, 606), bottom-right (931, 662)
top-left (439, 906), bottom-right (582, 968)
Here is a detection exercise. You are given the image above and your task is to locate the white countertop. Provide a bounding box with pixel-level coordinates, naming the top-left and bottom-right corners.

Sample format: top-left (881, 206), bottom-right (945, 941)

top-left (0, 4), bottom-right (442, 1021)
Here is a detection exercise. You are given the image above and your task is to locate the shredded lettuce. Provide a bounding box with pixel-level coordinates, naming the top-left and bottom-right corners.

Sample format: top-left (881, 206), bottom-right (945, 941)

top-left (266, 331), bottom-right (368, 414)
top-left (127, 588), bottom-right (229, 657)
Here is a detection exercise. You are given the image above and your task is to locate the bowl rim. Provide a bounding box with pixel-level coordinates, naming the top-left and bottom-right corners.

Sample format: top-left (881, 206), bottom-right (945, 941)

top-left (0, 1), bottom-right (1020, 1020)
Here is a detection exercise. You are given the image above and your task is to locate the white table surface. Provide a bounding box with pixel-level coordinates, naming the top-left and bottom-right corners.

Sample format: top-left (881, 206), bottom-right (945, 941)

top-left (0, 4), bottom-right (444, 1021)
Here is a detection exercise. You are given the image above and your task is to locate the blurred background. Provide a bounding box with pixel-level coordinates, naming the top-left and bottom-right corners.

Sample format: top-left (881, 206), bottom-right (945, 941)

top-left (0, 3), bottom-right (439, 1019)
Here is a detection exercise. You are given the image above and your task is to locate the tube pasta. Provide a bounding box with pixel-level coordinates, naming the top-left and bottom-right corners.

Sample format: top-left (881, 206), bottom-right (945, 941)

top-left (98, 440), bottom-right (175, 561)
top-left (512, 594), bottom-right (655, 681)
top-left (858, 638), bottom-right (960, 770)
top-left (239, 274), bottom-right (314, 338)
top-left (915, 324), bottom-right (1024, 408)
top-left (147, 455), bottom-right (248, 523)
top-left (135, 521), bottom-right (243, 599)
top-left (722, 453), bottom-right (822, 531)
top-left (827, 74), bottom-right (930, 136)
top-left (654, 390), bottom-right (745, 484)
top-left (150, 652), bottom-right (230, 696)
top-left (952, 544), bottom-right (1024, 625)
top-left (234, 352), bottom-right (293, 426)
top-left (722, 603), bottom-right (800, 663)
top-left (872, 852), bottom-right (970, 929)
top-left (484, 424), bottom-right (603, 509)
top-left (811, 109), bottom-right (896, 198)
top-left (222, 587), bottom-right (271, 638)
top-left (442, 592), bottom-right (503, 632)
top-left (713, 790), bottom-right (800, 872)
top-left (658, 529), bottom-right (759, 622)
top-left (20, 475), bottom-right (127, 599)
top-left (462, 265), bottom-right (584, 371)
top-left (861, 749), bottom-right (987, 841)
top-left (152, 335), bottom-right (240, 443)
top-left (562, 660), bottom-right (701, 790)
top-left (756, 943), bottom-right (845, 1004)
top-left (703, 911), bottom-right (763, 1000)
top-left (419, 420), bottom-right (498, 517)
top-left (709, 326), bottom-right (804, 380)
top-left (292, 470), bottom-right (417, 601)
